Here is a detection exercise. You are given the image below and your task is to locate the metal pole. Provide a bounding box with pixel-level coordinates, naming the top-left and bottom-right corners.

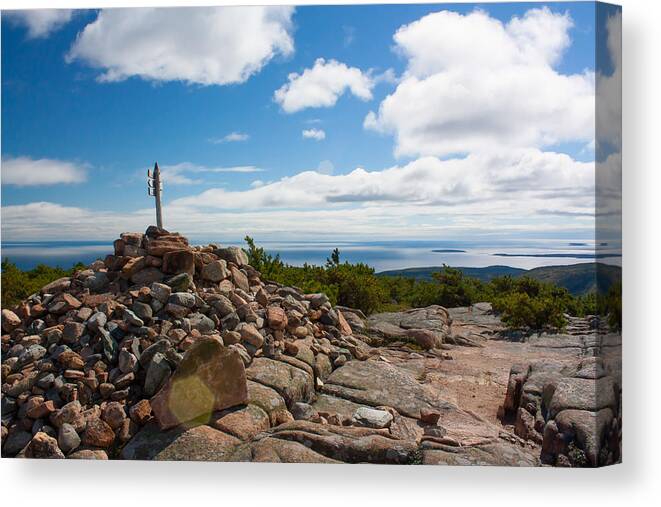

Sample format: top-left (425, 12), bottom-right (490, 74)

top-left (148, 162), bottom-right (164, 229)
top-left (153, 162), bottom-right (163, 229)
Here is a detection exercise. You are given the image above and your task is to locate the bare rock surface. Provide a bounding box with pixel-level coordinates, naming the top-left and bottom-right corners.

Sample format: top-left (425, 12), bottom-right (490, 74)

top-left (422, 440), bottom-right (539, 466)
top-left (499, 331), bottom-right (622, 466)
top-left (365, 306), bottom-right (450, 349)
top-left (121, 423), bottom-right (240, 461)
top-left (322, 359), bottom-right (451, 419)
top-left (251, 420), bottom-right (418, 464)
top-left (246, 436), bottom-right (341, 463)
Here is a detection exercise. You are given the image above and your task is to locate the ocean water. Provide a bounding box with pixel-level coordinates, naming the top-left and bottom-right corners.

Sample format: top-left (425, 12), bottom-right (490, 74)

top-left (0, 239), bottom-right (622, 272)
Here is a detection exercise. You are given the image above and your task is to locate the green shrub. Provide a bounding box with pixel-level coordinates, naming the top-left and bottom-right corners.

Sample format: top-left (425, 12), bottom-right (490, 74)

top-left (327, 263), bottom-right (388, 315)
top-left (1, 259), bottom-right (84, 309)
top-left (599, 281), bottom-right (622, 330)
top-left (488, 276), bottom-right (573, 331)
top-left (492, 292), bottom-right (567, 330)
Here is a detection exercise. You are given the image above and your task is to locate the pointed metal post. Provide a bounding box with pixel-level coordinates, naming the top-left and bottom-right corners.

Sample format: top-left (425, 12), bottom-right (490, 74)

top-left (148, 162), bottom-right (163, 229)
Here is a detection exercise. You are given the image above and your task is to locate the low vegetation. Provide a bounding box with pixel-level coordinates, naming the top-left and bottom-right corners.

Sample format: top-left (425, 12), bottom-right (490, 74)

top-left (1, 259), bottom-right (85, 308)
top-left (244, 237), bottom-right (619, 332)
top-left (1, 239), bottom-right (621, 333)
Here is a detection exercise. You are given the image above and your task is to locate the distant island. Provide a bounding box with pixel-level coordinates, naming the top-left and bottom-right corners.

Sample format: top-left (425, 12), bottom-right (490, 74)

top-left (493, 252), bottom-right (621, 259)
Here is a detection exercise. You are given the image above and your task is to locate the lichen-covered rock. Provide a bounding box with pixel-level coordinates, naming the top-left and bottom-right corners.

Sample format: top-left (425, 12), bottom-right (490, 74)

top-left (201, 259), bottom-right (229, 282)
top-left (258, 420), bottom-right (417, 464)
top-left (24, 432), bottom-right (65, 459)
top-left (214, 246), bottom-right (248, 267)
top-left (2, 309), bottom-right (22, 333)
top-left (363, 306), bottom-right (451, 348)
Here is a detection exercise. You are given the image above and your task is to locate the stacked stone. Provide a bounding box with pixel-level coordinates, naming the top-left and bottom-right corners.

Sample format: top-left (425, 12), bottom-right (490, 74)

top-left (1, 226), bottom-right (369, 459)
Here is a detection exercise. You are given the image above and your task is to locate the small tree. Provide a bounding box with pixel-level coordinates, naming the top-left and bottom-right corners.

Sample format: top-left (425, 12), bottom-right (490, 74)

top-left (243, 236), bottom-right (283, 277)
top-left (326, 248), bottom-right (341, 268)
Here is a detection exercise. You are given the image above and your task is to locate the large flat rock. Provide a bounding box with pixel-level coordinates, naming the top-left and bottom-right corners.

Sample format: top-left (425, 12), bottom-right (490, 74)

top-left (121, 424), bottom-right (240, 461)
top-left (447, 303), bottom-right (504, 328)
top-left (246, 358), bottom-right (314, 407)
top-left (546, 376), bottom-right (617, 419)
top-left (248, 438), bottom-right (341, 463)
top-left (246, 380), bottom-right (292, 425)
top-left (321, 359), bottom-right (453, 419)
top-left (366, 306), bottom-right (451, 346)
top-left (262, 420), bottom-right (417, 464)
top-left (312, 393), bottom-right (366, 418)
top-left (422, 441), bottom-right (539, 466)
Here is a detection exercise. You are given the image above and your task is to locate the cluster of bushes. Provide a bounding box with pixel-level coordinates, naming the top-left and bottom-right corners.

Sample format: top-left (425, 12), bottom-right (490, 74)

top-left (1, 259), bottom-right (85, 308)
top-left (599, 281), bottom-right (622, 330)
top-left (1, 239), bottom-right (621, 333)
top-left (244, 237), bottom-right (620, 332)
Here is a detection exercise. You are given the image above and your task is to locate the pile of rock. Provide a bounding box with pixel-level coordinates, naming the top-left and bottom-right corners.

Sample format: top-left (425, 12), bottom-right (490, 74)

top-left (1, 226), bottom-right (372, 459)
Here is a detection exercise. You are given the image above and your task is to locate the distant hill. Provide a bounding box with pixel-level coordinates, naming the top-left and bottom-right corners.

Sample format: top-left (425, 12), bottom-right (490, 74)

top-left (377, 263), bottom-right (621, 296)
top-left (378, 265), bottom-right (526, 282)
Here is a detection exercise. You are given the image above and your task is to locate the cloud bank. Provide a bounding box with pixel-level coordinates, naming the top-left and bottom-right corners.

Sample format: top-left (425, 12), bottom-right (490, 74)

top-left (2, 147), bottom-right (594, 241)
top-left (170, 149), bottom-right (593, 211)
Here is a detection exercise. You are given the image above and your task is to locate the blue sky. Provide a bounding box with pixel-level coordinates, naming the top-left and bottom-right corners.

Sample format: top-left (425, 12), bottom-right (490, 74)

top-left (1, 3), bottom-right (621, 242)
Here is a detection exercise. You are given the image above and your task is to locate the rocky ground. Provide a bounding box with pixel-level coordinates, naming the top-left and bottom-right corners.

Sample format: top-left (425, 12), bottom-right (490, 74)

top-left (1, 227), bottom-right (621, 466)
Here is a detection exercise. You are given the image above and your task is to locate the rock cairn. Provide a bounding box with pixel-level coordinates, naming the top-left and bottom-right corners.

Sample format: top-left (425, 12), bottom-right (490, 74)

top-left (1, 226), bottom-right (371, 459)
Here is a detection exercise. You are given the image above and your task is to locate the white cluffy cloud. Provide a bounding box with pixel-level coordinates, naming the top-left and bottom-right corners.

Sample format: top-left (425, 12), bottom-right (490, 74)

top-left (158, 162), bottom-right (264, 185)
top-left (1, 156), bottom-right (87, 186)
top-left (302, 128), bottom-right (326, 141)
top-left (275, 58), bottom-right (373, 113)
top-left (7, 9), bottom-right (74, 39)
top-left (365, 8), bottom-right (595, 157)
top-left (210, 132), bottom-right (250, 144)
top-left (66, 7), bottom-right (294, 85)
